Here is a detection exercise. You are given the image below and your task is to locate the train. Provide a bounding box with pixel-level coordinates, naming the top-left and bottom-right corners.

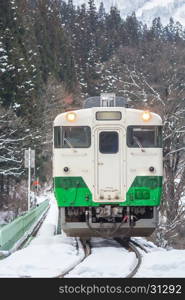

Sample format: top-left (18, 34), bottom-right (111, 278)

top-left (53, 93), bottom-right (163, 238)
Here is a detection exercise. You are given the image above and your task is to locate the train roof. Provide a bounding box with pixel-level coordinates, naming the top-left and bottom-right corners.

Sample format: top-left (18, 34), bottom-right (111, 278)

top-left (83, 96), bottom-right (128, 108)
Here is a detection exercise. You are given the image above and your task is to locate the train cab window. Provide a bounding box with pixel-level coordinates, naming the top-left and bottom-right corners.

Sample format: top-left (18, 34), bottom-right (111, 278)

top-left (99, 131), bottom-right (118, 153)
top-left (54, 126), bottom-right (91, 148)
top-left (127, 126), bottom-right (162, 148)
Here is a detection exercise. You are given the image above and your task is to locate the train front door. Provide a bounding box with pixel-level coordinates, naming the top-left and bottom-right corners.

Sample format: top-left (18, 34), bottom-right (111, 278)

top-left (94, 128), bottom-right (124, 203)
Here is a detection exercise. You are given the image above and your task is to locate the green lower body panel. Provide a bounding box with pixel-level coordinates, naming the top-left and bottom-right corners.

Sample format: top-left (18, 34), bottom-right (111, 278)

top-left (54, 177), bottom-right (94, 207)
top-left (126, 176), bottom-right (162, 206)
top-left (54, 176), bottom-right (162, 207)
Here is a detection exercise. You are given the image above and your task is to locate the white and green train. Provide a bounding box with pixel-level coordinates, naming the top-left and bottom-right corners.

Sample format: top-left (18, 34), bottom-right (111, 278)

top-left (53, 93), bottom-right (163, 237)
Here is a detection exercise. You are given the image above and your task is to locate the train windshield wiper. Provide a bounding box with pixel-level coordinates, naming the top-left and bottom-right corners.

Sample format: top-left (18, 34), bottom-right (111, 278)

top-left (133, 136), bottom-right (145, 152)
top-left (64, 137), bottom-right (74, 148)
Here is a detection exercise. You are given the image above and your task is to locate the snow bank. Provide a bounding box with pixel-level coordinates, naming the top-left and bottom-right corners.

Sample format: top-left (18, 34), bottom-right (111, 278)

top-left (136, 249), bottom-right (185, 277)
top-left (0, 235), bottom-right (83, 277)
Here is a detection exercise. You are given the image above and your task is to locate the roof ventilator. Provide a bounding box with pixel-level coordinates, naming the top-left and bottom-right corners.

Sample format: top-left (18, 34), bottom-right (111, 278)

top-left (100, 93), bottom-right (116, 107)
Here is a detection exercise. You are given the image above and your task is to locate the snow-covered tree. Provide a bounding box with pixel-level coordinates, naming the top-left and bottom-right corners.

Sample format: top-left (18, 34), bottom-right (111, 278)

top-left (0, 107), bottom-right (30, 177)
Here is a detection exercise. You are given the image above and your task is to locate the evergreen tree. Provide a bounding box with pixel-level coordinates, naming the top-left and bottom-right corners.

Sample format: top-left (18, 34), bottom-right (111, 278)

top-left (151, 17), bottom-right (163, 39)
top-left (0, 0), bottom-right (39, 113)
top-left (33, 0), bottom-right (76, 88)
top-left (88, 0), bottom-right (97, 32)
top-left (105, 6), bottom-right (122, 53)
top-left (98, 1), bottom-right (106, 21)
top-left (124, 12), bottom-right (141, 45)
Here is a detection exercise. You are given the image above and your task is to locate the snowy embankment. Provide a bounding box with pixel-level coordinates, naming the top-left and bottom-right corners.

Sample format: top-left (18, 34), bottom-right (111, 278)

top-left (0, 192), bottom-right (185, 277)
top-left (137, 249), bottom-right (185, 277)
top-left (134, 236), bottom-right (185, 277)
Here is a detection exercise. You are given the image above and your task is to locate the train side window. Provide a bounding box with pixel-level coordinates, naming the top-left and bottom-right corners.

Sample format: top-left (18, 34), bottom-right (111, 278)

top-left (127, 126), bottom-right (162, 148)
top-left (54, 126), bottom-right (91, 148)
top-left (99, 131), bottom-right (118, 153)
top-left (54, 126), bottom-right (61, 148)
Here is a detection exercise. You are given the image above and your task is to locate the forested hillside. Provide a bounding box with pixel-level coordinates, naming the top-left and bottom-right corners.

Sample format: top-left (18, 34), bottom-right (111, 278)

top-left (1, 0), bottom-right (185, 246)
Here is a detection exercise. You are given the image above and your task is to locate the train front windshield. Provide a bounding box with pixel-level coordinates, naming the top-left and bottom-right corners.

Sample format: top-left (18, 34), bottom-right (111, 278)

top-left (54, 126), bottom-right (91, 148)
top-left (127, 126), bottom-right (162, 148)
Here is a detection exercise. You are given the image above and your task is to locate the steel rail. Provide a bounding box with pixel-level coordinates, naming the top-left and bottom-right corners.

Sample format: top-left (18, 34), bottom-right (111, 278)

top-left (115, 238), bottom-right (147, 278)
top-left (57, 238), bottom-right (91, 278)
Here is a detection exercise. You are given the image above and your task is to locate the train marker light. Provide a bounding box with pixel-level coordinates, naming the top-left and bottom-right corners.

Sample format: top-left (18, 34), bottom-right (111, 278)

top-left (142, 110), bottom-right (151, 122)
top-left (149, 166), bottom-right (155, 172)
top-left (63, 167), bottom-right (69, 173)
top-left (66, 111), bottom-right (76, 122)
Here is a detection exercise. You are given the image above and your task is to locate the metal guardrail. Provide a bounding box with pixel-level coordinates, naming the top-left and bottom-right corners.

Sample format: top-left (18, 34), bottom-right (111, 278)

top-left (0, 200), bottom-right (49, 253)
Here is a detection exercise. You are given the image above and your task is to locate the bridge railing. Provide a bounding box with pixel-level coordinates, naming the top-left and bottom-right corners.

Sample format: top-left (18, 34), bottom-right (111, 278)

top-left (0, 200), bottom-right (49, 253)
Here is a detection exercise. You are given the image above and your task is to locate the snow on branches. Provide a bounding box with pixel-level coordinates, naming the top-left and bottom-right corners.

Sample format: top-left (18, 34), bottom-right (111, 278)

top-left (0, 107), bottom-right (31, 176)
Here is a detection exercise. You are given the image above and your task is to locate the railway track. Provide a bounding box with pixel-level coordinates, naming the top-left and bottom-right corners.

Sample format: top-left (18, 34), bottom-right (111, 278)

top-left (130, 238), bottom-right (149, 254)
top-left (115, 238), bottom-right (147, 278)
top-left (57, 238), bottom-right (91, 278)
top-left (7, 234), bottom-right (149, 278)
top-left (58, 237), bottom-right (148, 278)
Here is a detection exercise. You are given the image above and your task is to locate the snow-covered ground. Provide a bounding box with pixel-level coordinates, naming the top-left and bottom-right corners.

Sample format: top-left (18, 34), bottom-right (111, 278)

top-left (0, 192), bottom-right (185, 277)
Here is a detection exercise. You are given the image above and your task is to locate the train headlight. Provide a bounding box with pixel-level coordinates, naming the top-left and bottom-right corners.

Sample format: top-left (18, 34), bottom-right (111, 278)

top-left (66, 111), bottom-right (76, 122)
top-left (142, 111), bottom-right (151, 122)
